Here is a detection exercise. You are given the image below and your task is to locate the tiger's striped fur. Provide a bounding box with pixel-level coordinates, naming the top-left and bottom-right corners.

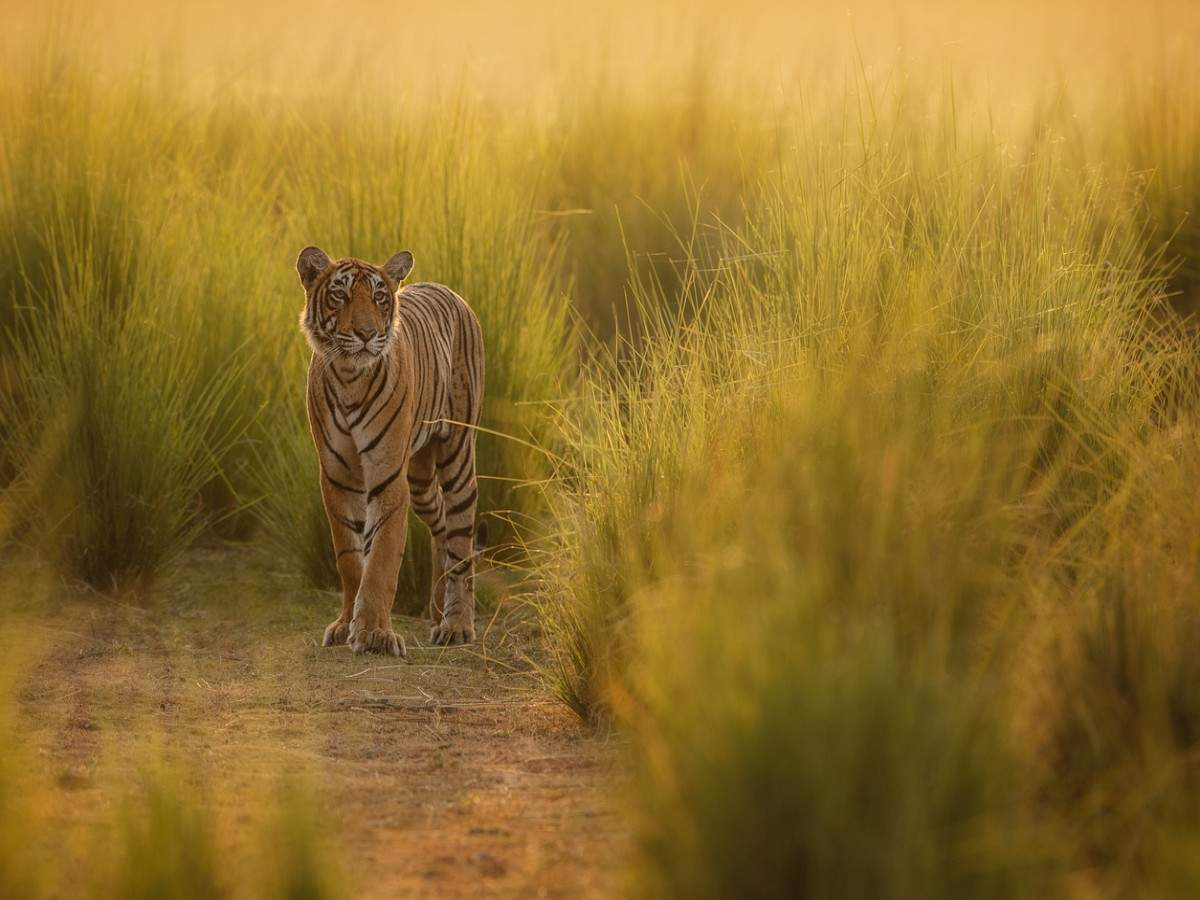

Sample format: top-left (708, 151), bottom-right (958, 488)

top-left (296, 246), bottom-right (485, 656)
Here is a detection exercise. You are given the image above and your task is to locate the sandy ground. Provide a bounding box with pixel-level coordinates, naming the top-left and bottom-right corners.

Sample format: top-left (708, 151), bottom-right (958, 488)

top-left (1, 544), bottom-right (623, 898)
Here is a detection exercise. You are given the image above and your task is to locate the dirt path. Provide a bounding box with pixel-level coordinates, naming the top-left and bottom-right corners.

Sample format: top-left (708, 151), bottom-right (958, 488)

top-left (2, 545), bottom-right (622, 898)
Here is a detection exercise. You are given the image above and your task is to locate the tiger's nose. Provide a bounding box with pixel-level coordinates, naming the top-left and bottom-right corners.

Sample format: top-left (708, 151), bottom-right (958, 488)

top-left (354, 328), bottom-right (375, 342)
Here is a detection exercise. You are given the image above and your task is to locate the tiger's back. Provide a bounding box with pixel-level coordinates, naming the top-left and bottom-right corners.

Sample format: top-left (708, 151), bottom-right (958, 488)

top-left (394, 281), bottom-right (485, 461)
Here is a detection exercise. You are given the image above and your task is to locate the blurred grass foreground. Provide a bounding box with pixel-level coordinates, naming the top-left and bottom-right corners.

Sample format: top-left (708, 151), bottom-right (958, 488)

top-left (2, 0), bottom-right (1200, 896)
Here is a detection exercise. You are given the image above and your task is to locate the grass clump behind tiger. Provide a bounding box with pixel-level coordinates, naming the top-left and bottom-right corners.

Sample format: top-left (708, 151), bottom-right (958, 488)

top-left (0, 50), bottom-right (571, 602)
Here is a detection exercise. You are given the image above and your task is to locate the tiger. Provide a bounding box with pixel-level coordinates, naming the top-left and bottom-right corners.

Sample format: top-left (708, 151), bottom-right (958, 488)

top-left (295, 245), bottom-right (485, 656)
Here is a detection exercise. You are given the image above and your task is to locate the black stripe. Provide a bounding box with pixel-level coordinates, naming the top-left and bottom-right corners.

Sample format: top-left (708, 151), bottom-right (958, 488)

top-left (323, 374), bottom-right (350, 415)
top-left (441, 419), bottom-right (470, 456)
top-left (323, 469), bottom-right (364, 494)
top-left (445, 525), bottom-right (473, 541)
top-left (333, 365), bottom-right (365, 386)
top-left (315, 416), bottom-right (351, 471)
top-left (407, 471), bottom-right (435, 491)
top-left (367, 465), bottom-right (405, 502)
top-left (353, 363), bottom-right (383, 412)
top-left (323, 380), bottom-right (351, 435)
top-left (409, 481), bottom-right (437, 501)
top-left (416, 289), bottom-right (454, 335)
top-left (333, 515), bottom-right (364, 534)
top-left (362, 507), bottom-right (398, 545)
top-left (351, 364), bottom-right (388, 427)
top-left (445, 488), bottom-right (477, 517)
top-left (439, 434), bottom-right (470, 487)
top-left (361, 381), bottom-right (401, 430)
top-left (418, 302), bottom-right (452, 343)
top-left (360, 402), bottom-right (403, 453)
top-left (432, 301), bottom-right (455, 338)
top-left (442, 451), bottom-right (474, 494)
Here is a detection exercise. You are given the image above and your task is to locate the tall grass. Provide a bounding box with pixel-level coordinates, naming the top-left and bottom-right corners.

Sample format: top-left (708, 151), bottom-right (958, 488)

top-left (95, 766), bottom-right (348, 900)
top-left (254, 781), bottom-right (349, 900)
top-left (540, 95), bottom-right (1161, 718)
top-left (0, 60), bottom-right (271, 586)
top-left (1108, 68), bottom-right (1200, 307)
top-left (631, 606), bottom-right (1050, 898)
top-left (95, 761), bottom-right (226, 900)
top-left (0, 50), bottom-right (572, 596)
top-left (1028, 424), bottom-right (1200, 893)
top-left (0, 68), bottom-right (248, 587)
top-left (544, 53), bottom-right (774, 335)
top-left (537, 86), bottom-right (1198, 892)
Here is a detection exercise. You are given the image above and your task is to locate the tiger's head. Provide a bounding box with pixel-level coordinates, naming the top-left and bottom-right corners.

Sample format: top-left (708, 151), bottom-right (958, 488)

top-left (295, 246), bottom-right (414, 367)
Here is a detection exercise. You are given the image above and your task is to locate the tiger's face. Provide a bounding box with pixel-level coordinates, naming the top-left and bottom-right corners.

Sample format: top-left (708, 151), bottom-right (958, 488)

top-left (296, 246), bottom-right (414, 367)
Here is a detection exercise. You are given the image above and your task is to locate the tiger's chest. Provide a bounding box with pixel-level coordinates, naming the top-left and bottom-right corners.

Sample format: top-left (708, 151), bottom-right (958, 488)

top-left (332, 357), bottom-right (450, 463)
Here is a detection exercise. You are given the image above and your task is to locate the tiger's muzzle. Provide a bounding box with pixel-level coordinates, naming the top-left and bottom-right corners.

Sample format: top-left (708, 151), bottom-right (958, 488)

top-left (332, 328), bottom-right (389, 360)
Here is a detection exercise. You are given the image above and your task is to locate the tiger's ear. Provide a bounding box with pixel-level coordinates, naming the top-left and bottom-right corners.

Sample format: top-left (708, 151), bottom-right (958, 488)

top-left (296, 246), bottom-right (331, 290)
top-left (383, 250), bottom-right (414, 284)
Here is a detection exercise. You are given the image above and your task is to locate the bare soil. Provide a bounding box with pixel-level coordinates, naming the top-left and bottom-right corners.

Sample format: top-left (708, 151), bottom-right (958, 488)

top-left (1, 543), bottom-right (623, 899)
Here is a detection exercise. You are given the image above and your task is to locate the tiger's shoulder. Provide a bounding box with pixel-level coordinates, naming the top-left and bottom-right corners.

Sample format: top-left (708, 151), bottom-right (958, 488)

top-left (398, 282), bottom-right (481, 330)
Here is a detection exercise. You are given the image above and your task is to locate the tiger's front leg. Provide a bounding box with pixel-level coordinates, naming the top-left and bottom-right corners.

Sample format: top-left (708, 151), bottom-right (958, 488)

top-left (347, 459), bottom-right (410, 657)
top-left (309, 391), bottom-right (368, 649)
top-left (320, 479), bottom-right (364, 649)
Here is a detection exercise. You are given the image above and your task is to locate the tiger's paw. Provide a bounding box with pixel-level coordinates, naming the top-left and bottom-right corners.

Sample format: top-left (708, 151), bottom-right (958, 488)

top-left (322, 619), bottom-right (351, 647)
top-left (349, 618), bottom-right (406, 657)
top-left (431, 615), bottom-right (475, 647)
